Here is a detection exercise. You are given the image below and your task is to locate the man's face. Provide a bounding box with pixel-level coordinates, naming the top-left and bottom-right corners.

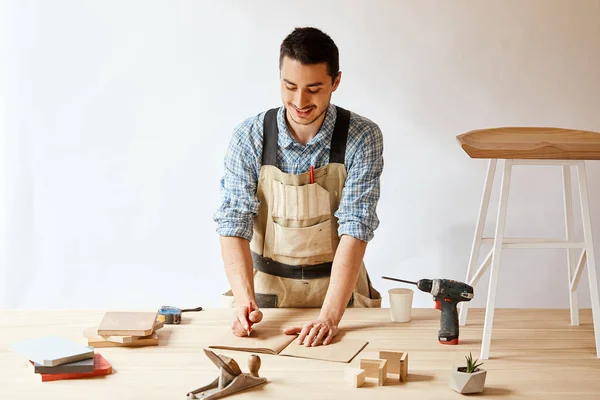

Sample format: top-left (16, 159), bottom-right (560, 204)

top-left (280, 56), bottom-right (341, 126)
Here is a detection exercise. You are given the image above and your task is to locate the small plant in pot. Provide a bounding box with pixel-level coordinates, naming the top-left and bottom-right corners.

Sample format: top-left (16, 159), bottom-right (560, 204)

top-left (449, 352), bottom-right (487, 394)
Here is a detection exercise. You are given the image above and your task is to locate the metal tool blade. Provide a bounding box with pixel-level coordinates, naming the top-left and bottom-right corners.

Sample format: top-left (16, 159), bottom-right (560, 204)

top-left (381, 276), bottom-right (417, 285)
top-left (203, 349), bottom-right (240, 376)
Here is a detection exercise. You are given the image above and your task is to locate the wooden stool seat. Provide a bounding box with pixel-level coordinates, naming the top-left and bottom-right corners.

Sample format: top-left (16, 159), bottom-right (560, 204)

top-left (456, 127), bottom-right (600, 160)
top-left (457, 127), bottom-right (600, 361)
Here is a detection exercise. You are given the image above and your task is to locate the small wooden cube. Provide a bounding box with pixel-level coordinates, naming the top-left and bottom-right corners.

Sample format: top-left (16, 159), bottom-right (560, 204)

top-left (359, 358), bottom-right (387, 386)
top-left (344, 367), bottom-right (366, 388)
top-left (378, 350), bottom-right (409, 382)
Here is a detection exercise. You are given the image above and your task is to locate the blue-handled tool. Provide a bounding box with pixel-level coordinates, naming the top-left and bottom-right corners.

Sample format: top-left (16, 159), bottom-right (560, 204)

top-left (158, 305), bottom-right (203, 324)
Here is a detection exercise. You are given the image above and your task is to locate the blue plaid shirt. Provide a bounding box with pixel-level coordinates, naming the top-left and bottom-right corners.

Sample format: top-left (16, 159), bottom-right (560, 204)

top-left (213, 103), bottom-right (384, 243)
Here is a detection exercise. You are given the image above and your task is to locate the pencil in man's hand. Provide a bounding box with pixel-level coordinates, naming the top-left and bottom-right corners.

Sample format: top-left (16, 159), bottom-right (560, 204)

top-left (247, 302), bottom-right (252, 336)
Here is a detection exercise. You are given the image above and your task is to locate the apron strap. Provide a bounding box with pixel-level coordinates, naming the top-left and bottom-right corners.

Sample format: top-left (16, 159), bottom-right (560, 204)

top-left (329, 106), bottom-right (351, 164)
top-left (262, 106), bottom-right (351, 167)
top-left (252, 251), bottom-right (332, 279)
top-left (262, 108), bottom-right (279, 166)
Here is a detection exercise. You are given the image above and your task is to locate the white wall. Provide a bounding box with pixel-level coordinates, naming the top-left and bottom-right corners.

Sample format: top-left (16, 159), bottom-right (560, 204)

top-left (3, 0), bottom-right (600, 311)
top-left (1, 0), bottom-right (15, 307)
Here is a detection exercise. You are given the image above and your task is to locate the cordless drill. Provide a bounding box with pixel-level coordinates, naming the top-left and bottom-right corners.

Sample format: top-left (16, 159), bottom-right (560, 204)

top-left (382, 276), bottom-right (474, 345)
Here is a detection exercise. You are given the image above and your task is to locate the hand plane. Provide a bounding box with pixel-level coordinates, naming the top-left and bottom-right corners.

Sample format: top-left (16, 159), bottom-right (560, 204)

top-left (186, 349), bottom-right (267, 399)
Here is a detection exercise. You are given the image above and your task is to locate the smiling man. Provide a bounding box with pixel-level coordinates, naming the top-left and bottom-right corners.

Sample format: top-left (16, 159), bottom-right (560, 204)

top-left (213, 27), bottom-right (384, 347)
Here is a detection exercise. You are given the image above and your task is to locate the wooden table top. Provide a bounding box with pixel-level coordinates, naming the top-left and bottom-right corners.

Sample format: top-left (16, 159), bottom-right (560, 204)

top-left (1, 308), bottom-right (600, 399)
top-left (456, 127), bottom-right (600, 160)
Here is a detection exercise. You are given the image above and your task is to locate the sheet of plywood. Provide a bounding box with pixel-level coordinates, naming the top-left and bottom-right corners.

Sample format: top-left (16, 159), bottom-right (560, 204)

top-left (84, 320), bottom-right (163, 344)
top-left (9, 335), bottom-right (94, 367)
top-left (84, 328), bottom-right (159, 348)
top-left (97, 311), bottom-right (157, 336)
top-left (456, 127), bottom-right (600, 160)
top-left (83, 329), bottom-right (151, 344)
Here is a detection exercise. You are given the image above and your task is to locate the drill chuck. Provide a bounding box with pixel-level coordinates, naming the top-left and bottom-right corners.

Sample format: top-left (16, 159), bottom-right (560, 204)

top-left (416, 279), bottom-right (433, 294)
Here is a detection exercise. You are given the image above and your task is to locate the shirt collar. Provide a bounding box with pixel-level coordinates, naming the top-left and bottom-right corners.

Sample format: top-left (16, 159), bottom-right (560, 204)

top-left (276, 103), bottom-right (337, 149)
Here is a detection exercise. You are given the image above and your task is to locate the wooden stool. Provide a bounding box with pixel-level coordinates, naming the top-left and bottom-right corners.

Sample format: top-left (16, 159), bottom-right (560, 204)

top-left (456, 127), bottom-right (600, 360)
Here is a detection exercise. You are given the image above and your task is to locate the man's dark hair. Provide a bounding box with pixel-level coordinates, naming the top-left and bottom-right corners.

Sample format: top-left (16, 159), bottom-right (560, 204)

top-left (279, 27), bottom-right (339, 82)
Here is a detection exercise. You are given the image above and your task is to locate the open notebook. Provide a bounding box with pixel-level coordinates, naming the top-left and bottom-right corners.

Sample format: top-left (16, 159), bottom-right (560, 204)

top-left (208, 328), bottom-right (368, 363)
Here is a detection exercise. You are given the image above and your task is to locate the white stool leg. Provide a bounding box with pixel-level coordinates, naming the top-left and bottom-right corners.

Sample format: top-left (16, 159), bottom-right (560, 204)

top-left (460, 159), bottom-right (497, 326)
top-left (562, 165), bottom-right (579, 326)
top-left (576, 161), bottom-right (600, 358)
top-left (480, 159), bottom-right (513, 360)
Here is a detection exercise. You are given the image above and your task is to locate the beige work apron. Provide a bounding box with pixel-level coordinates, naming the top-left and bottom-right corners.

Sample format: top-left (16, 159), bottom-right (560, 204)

top-left (222, 106), bottom-right (381, 309)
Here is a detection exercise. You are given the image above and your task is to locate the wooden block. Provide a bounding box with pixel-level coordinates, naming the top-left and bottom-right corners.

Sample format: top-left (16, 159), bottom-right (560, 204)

top-left (359, 358), bottom-right (387, 386)
top-left (379, 351), bottom-right (402, 373)
top-left (344, 368), bottom-right (366, 388)
top-left (378, 350), bottom-right (409, 382)
top-left (97, 311), bottom-right (158, 336)
top-left (399, 352), bottom-right (408, 382)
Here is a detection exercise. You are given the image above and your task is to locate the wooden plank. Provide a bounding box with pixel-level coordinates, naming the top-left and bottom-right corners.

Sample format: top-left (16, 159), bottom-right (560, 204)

top-left (84, 321), bottom-right (163, 344)
top-left (97, 311), bottom-right (158, 336)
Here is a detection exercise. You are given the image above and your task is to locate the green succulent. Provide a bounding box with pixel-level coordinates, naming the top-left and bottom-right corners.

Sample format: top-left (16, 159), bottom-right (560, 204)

top-left (465, 352), bottom-right (484, 373)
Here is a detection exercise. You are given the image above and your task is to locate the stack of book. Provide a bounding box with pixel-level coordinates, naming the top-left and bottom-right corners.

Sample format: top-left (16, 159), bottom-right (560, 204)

top-left (82, 311), bottom-right (163, 348)
top-left (9, 336), bottom-right (112, 382)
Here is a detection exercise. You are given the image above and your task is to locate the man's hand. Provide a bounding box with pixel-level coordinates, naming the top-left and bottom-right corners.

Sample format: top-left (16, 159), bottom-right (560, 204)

top-left (283, 316), bottom-right (339, 347)
top-left (231, 303), bottom-right (263, 337)
top-left (280, 235), bottom-right (367, 347)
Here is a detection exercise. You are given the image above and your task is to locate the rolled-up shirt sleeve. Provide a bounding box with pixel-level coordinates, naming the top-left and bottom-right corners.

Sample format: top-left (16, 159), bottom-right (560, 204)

top-left (212, 120), bottom-right (261, 241)
top-left (335, 121), bottom-right (384, 242)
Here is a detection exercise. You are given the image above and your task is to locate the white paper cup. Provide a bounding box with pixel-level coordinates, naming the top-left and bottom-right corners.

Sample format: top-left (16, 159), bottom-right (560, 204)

top-left (389, 288), bottom-right (414, 322)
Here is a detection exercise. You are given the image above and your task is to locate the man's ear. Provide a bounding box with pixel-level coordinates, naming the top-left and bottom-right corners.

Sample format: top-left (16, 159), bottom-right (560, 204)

top-left (332, 71), bottom-right (342, 91)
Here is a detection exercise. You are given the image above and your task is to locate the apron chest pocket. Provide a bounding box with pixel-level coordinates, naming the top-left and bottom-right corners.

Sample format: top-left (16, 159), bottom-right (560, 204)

top-left (273, 219), bottom-right (332, 258)
top-left (272, 180), bottom-right (330, 220)
top-left (270, 179), bottom-right (334, 259)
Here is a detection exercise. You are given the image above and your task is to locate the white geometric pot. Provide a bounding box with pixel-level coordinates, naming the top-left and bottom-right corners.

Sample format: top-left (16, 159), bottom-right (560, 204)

top-left (449, 367), bottom-right (487, 394)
